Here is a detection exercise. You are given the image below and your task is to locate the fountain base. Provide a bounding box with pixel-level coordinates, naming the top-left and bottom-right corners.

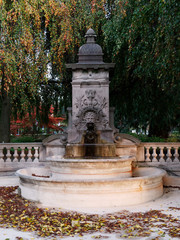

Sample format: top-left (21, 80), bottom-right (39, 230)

top-left (16, 162), bottom-right (166, 211)
top-left (16, 28), bottom-right (167, 212)
top-left (46, 155), bottom-right (134, 179)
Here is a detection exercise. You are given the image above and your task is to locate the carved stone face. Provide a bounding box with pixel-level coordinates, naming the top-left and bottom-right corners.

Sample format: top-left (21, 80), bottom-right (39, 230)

top-left (84, 111), bottom-right (96, 123)
top-left (73, 89), bottom-right (109, 131)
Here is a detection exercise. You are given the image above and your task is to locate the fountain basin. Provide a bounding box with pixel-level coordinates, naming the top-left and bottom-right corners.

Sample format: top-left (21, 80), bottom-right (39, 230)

top-left (46, 155), bottom-right (135, 179)
top-left (16, 167), bottom-right (166, 211)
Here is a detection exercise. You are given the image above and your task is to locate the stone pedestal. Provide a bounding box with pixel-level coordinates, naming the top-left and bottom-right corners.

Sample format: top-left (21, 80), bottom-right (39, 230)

top-left (66, 29), bottom-right (115, 144)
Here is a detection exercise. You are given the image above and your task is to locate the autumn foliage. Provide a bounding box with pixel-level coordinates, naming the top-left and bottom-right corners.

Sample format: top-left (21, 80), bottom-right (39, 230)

top-left (0, 0), bottom-right (107, 141)
top-left (1, 0), bottom-right (179, 141)
top-left (10, 106), bottom-right (65, 135)
top-left (0, 186), bottom-right (180, 238)
top-left (0, 0), bottom-right (106, 106)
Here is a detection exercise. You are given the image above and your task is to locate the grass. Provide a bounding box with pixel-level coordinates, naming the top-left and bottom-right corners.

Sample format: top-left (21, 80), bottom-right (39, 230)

top-left (10, 132), bottom-right (180, 143)
top-left (10, 135), bottom-right (49, 143)
top-left (125, 133), bottom-right (180, 142)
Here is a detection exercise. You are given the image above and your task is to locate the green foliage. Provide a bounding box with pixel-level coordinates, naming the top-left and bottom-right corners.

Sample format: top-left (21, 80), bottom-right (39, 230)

top-left (10, 135), bottom-right (42, 143)
top-left (1, 0), bottom-right (179, 139)
top-left (129, 133), bottom-right (166, 142)
top-left (128, 132), bottom-right (180, 142)
top-left (103, 0), bottom-right (180, 138)
top-left (0, 0), bottom-right (106, 139)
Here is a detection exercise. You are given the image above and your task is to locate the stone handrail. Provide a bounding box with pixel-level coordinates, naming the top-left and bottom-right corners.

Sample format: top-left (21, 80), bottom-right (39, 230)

top-left (0, 142), bottom-right (180, 176)
top-left (0, 143), bottom-right (43, 163)
top-left (0, 142), bottom-right (180, 163)
top-left (143, 142), bottom-right (180, 163)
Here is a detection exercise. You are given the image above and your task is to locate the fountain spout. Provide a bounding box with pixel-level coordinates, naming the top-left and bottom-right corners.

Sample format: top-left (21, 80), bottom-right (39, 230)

top-left (84, 122), bottom-right (97, 144)
top-left (84, 122), bottom-right (97, 157)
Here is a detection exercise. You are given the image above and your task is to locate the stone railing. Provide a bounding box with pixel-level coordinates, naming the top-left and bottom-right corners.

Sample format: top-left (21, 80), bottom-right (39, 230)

top-left (140, 142), bottom-right (180, 176)
top-left (0, 141), bottom-right (180, 175)
top-left (0, 143), bottom-right (43, 162)
top-left (0, 143), bottom-right (43, 175)
top-left (144, 142), bottom-right (180, 163)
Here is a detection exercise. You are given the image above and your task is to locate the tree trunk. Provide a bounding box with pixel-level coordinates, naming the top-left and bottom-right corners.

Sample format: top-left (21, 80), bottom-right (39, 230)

top-left (0, 95), bottom-right (11, 143)
top-left (0, 68), bottom-right (11, 143)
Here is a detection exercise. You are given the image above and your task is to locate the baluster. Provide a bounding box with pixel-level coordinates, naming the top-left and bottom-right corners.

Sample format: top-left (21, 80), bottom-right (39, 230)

top-left (34, 147), bottom-right (39, 162)
top-left (152, 147), bottom-right (158, 162)
top-left (0, 147), bottom-right (4, 162)
top-left (166, 147), bottom-right (172, 162)
top-left (145, 147), bottom-right (151, 161)
top-left (6, 148), bottom-right (11, 162)
top-left (27, 147), bottom-right (32, 162)
top-left (159, 147), bottom-right (165, 162)
top-left (173, 147), bottom-right (179, 162)
top-left (20, 147), bottom-right (26, 162)
top-left (13, 148), bottom-right (18, 162)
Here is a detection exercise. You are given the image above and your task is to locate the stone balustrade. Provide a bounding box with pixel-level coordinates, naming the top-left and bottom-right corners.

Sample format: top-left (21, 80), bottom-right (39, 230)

top-left (0, 143), bottom-right (43, 175)
top-left (0, 141), bottom-right (180, 175)
top-left (1, 142), bottom-right (179, 164)
top-left (141, 142), bottom-right (180, 176)
top-left (0, 143), bottom-right (43, 162)
top-left (144, 142), bottom-right (180, 163)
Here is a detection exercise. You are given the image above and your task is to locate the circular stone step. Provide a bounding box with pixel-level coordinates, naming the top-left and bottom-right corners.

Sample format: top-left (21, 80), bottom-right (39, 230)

top-left (16, 166), bottom-right (166, 211)
top-left (46, 155), bottom-right (135, 180)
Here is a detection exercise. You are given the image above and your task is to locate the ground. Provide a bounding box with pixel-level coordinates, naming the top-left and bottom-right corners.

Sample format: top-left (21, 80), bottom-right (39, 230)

top-left (0, 182), bottom-right (179, 240)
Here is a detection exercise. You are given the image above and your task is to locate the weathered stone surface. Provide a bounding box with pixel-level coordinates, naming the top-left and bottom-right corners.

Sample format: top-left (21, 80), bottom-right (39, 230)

top-left (66, 30), bottom-right (115, 144)
top-left (42, 134), bottom-right (66, 159)
top-left (65, 143), bottom-right (116, 158)
top-left (16, 167), bottom-right (166, 210)
top-left (14, 29), bottom-right (167, 211)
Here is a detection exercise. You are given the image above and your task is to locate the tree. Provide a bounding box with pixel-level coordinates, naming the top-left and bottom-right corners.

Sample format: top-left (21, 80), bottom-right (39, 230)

top-left (11, 106), bottom-right (65, 136)
top-left (0, 55), bottom-right (11, 142)
top-left (0, 0), bottom-right (48, 142)
top-left (103, 0), bottom-right (180, 137)
top-left (3, 0), bottom-right (177, 140)
top-left (0, 0), bottom-right (106, 142)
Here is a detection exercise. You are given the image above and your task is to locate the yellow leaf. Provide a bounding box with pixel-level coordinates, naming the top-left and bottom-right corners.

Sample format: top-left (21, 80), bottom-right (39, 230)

top-left (134, 224), bottom-right (142, 229)
top-left (158, 230), bottom-right (164, 235)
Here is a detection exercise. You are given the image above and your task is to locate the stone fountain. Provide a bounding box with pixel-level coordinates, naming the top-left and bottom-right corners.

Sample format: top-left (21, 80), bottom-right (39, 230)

top-left (16, 29), bottom-right (166, 211)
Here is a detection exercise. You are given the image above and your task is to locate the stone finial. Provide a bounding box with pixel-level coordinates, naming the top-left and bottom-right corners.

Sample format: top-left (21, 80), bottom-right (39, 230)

top-left (85, 28), bottom-right (97, 43)
top-left (66, 28), bottom-right (115, 69)
top-left (77, 28), bottom-right (103, 63)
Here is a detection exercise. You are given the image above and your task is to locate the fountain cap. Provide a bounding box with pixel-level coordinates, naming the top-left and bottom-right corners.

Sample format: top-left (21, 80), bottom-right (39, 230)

top-left (78, 28), bottom-right (103, 64)
top-left (85, 28), bottom-right (97, 42)
top-left (66, 28), bottom-right (115, 70)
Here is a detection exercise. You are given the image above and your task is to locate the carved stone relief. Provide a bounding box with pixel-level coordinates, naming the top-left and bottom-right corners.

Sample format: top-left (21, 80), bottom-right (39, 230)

top-left (73, 90), bottom-right (109, 130)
